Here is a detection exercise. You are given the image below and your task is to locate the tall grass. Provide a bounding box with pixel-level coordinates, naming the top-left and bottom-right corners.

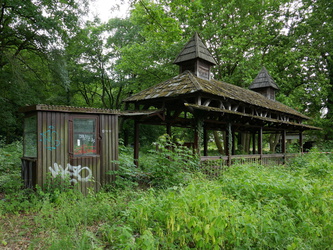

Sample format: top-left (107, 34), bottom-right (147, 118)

top-left (1, 142), bottom-right (333, 249)
top-left (112, 162), bottom-right (333, 249)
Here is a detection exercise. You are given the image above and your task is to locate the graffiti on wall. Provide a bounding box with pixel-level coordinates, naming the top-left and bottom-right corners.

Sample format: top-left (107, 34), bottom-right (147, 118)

top-left (40, 126), bottom-right (62, 150)
top-left (49, 163), bottom-right (92, 184)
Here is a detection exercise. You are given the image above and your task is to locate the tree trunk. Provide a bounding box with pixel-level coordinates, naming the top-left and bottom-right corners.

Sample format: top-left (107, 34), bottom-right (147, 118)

top-left (213, 131), bottom-right (224, 154)
top-left (269, 133), bottom-right (280, 152)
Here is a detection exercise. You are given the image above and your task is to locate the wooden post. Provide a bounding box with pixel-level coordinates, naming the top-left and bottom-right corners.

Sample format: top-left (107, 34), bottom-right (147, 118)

top-left (227, 123), bottom-right (232, 166)
top-left (166, 123), bottom-right (171, 136)
top-left (258, 127), bottom-right (263, 163)
top-left (134, 120), bottom-right (140, 167)
top-left (194, 115), bottom-right (204, 156)
top-left (232, 130), bottom-right (235, 155)
top-left (281, 130), bottom-right (286, 164)
top-left (203, 127), bottom-right (208, 156)
top-left (194, 127), bottom-right (199, 155)
top-left (299, 131), bottom-right (303, 153)
top-left (252, 132), bottom-right (256, 154)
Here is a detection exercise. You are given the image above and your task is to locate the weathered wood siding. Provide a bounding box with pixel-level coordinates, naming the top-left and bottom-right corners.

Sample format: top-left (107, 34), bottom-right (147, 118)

top-left (22, 107), bottom-right (118, 194)
top-left (100, 114), bottom-right (118, 185)
top-left (37, 111), bottom-right (70, 189)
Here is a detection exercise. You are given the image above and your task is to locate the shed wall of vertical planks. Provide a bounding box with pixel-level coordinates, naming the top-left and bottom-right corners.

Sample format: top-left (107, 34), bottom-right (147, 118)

top-left (21, 105), bottom-right (119, 194)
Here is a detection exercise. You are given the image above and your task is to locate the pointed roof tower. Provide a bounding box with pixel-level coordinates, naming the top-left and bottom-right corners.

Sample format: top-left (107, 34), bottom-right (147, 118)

top-left (249, 67), bottom-right (279, 100)
top-left (173, 32), bottom-right (217, 80)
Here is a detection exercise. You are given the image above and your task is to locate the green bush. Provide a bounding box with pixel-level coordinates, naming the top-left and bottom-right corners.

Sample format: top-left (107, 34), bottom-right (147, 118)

top-left (141, 134), bottom-right (199, 188)
top-left (0, 140), bottom-right (22, 193)
top-left (112, 135), bottom-right (199, 189)
top-left (108, 161), bottom-right (333, 249)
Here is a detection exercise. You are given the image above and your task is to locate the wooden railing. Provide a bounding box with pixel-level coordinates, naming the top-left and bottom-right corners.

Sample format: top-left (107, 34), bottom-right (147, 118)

top-left (200, 153), bottom-right (299, 177)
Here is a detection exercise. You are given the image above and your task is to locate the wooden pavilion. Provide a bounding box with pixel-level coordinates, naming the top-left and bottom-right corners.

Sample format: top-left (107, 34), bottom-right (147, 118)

top-left (123, 33), bottom-right (320, 166)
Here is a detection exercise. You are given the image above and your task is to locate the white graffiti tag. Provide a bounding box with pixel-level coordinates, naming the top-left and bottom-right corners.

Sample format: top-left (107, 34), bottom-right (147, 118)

top-left (49, 163), bottom-right (92, 184)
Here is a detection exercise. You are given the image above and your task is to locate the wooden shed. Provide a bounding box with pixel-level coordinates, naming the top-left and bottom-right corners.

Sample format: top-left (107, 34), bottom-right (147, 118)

top-left (20, 105), bottom-right (119, 194)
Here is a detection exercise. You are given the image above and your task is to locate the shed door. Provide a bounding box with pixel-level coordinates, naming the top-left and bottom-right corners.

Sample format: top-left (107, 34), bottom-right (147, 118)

top-left (69, 116), bottom-right (101, 193)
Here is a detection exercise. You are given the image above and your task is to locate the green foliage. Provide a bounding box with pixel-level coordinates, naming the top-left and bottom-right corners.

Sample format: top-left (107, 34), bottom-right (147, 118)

top-left (113, 135), bottom-right (199, 189)
top-left (0, 140), bottom-right (22, 193)
top-left (114, 159), bottom-right (333, 249)
top-left (142, 134), bottom-right (199, 188)
top-left (1, 152), bottom-right (333, 248)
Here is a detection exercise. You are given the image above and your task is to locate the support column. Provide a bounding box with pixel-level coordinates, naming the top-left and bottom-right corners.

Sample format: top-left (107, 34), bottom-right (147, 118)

top-left (232, 130), bottom-right (236, 155)
top-left (134, 120), bottom-right (140, 167)
top-left (194, 115), bottom-right (204, 156)
top-left (252, 132), bottom-right (256, 154)
top-left (227, 123), bottom-right (232, 166)
top-left (166, 123), bottom-right (171, 136)
top-left (203, 127), bottom-right (208, 156)
top-left (299, 131), bottom-right (303, 153)
top-left (281, 130), bottom-right (286, 164)
top-left (258, 127), bottom-right (263, 163)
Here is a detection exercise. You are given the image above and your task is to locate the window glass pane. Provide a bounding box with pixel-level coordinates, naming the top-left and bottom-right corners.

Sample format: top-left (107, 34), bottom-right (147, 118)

top-left (24, 115), bottom-right (37, 157)
top-left (73, 118), bottom-right (97, 156)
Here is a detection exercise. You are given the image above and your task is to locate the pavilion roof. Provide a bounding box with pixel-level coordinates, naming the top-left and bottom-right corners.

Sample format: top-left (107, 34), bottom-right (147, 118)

top-left (124, 71), bottom-right (309, 120)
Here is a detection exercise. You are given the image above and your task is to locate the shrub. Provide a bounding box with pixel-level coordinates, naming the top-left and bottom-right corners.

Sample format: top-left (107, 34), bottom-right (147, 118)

top-left (111, 135), bottom-right (199, 189)
top-left (0, 140), bottom-right (22, 193)
top-left (142, 134), bottom-right (199, 188)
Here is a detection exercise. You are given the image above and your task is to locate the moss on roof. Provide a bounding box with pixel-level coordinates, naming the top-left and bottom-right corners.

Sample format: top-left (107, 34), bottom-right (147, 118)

top-left (185, 103), bottom-right (320, 130)
top-left (20, 104), bottom-right (120, 114)
top-left (124, 71), bottom-right (309, 120)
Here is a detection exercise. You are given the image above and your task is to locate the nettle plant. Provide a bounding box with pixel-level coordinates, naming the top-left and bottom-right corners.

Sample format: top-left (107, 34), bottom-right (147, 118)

top-left (143, 134), bottom-right (200, 188)
top-left (115, 135), bottom-right (199, 189)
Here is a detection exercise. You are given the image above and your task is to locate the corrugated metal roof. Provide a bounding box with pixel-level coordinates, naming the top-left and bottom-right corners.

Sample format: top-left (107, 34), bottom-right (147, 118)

top-left (173, 32), bottom-right (217, 65)
top-left (249, 67), bottom-right (279, 90)
top-left (123, 71), bottom-right (309, 120)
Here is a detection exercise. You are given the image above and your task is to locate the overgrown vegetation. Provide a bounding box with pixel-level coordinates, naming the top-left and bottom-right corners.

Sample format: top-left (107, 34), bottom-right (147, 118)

top-left (1, 139), bottom-right (333, 249)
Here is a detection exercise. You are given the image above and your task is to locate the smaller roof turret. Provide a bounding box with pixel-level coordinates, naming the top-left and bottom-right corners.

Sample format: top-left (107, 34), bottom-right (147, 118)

top-left (173, 32), bottom-right (217, 65)
top-left (249, 67), bottom-right (279, 90)
top-left (173, 32), bottom-right (216, 80)
top-left (249, 67), bottom-right (279, 100)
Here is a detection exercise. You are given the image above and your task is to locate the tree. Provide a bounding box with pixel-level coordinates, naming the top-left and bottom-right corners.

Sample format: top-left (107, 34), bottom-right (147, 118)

top-left (0, 0), bottom-right (88, 142)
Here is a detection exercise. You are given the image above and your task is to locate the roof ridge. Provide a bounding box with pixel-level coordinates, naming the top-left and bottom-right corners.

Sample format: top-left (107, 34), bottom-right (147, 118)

top-left (187, 71), bottom-right (204, 91)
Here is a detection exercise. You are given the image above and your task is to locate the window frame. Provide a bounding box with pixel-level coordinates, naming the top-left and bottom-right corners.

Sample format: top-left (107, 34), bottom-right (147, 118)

top-left (70, 115), bottom-right (100, 158)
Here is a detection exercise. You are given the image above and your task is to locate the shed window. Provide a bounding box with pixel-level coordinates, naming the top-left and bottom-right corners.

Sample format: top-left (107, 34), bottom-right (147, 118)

top-left (73, 117), bottom-right (98, 156)
top-left (23, 115), bottom-right (37, 157)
